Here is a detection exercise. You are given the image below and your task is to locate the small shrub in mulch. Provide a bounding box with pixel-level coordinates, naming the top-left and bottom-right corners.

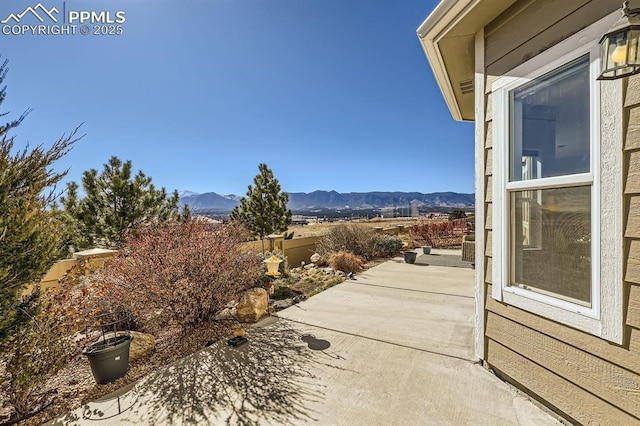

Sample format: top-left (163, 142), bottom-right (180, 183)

top-left (328, 251), bottom-right (364, 273)
top-left (271, 286), bottom-right (303, 300)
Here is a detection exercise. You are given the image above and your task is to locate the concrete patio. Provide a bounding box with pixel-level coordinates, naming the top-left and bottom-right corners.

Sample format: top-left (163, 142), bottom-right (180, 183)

top-left (50, 250), bottom-right (560, 425)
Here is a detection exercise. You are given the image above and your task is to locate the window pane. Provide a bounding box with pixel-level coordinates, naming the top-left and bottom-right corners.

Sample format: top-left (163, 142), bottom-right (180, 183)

top-left (510, 55), bottom-right (590, 181)
top-left (510, 186), bottom-right (591, 306)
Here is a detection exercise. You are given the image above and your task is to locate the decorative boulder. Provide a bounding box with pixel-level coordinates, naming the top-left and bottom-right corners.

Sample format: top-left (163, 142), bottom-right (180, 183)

top-left (236, 288), bottom-right (268, 323)
top-left (310, 253), bottom-right (321, 263)
top-left (129, 331), bottom-right (155, 361)
top-left (97, 331), bottom-right (155, 362)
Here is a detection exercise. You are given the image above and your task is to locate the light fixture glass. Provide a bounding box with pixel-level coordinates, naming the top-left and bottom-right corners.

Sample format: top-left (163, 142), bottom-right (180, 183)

top-left (598, 1), bottom-right (640, 80)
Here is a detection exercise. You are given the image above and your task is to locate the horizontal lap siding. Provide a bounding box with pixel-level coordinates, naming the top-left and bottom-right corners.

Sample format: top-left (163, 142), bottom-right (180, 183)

top-left (625, 75), bottom-right (640, 339)
top-left (485, 90), bottom-right (493, 314)
top-left (483, 1), bottom-right (638, 423)
top-left (486, 287), bottom-right (640, 375)
top-left (486, 340), bottom-right (639, 424)
top-left (485, 0), bottom-right (617, 75)
top-left (486, 314), bottom-right (640, 417)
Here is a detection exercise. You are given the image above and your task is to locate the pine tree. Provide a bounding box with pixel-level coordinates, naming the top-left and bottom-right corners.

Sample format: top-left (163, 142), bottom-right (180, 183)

top-left (0, 59), bottom-right (82, 339)
top-left (62, 156), bottom-right (185, 249)
top-left (448, 208), bottom-right (467, 221)
top-left (230, 163), bottom-right (292, 250)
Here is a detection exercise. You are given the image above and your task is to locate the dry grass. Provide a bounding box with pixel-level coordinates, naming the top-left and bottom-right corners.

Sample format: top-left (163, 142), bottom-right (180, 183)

top-left (289, 217), bottom-right (419, 239)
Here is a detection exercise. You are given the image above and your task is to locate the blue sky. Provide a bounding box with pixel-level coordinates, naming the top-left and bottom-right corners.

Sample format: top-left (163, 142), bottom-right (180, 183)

top-left (0, 0), bottom-right (474, 195)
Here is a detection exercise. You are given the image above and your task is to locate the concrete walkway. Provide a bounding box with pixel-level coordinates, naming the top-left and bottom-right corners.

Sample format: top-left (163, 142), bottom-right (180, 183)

top-left (51, 250), bottom-right (560, 425)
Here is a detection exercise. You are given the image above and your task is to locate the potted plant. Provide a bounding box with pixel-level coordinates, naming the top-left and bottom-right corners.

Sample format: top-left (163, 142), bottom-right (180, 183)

top-left (403, 251), bottom-right (417, 264)
top-left (82, 311), bottom-right (133, 384)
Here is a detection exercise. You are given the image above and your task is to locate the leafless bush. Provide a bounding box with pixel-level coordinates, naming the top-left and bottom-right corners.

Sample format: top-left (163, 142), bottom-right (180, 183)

top-left (89, 221), bottom-right (263, 337)
top-left (409, 219), bottom-right (461, 248)
top-left (316, 224), bottom-right (381, 261)
top-left (0, 287), bottom-right (85, 423)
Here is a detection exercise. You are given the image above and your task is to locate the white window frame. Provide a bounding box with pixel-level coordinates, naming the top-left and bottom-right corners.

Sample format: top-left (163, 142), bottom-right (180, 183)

top-left (491, 13), bottom-right (623, 344)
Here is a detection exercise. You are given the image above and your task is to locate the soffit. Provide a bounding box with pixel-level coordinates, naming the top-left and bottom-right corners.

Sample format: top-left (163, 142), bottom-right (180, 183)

top-left (417, 0), bottom-right (517, 121)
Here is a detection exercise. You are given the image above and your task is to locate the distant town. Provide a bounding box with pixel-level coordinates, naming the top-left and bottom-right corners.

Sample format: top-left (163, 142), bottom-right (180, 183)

top-left (179, 190), bottom-right (475, 221)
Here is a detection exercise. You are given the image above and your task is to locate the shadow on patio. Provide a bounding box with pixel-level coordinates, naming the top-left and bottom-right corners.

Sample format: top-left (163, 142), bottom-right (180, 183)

top-left (50, 320), bottom-right (339, 425)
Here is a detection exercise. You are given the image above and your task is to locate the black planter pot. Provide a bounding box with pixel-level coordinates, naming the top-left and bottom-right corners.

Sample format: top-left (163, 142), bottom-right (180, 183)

top-left (403, 251), bottom-right (417, 264)
top-left (83, 334), bottom-right (132, 384)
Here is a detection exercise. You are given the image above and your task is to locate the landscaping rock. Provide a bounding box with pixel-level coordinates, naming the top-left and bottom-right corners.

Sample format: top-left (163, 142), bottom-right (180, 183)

top-left (310, 253), bottom-right (321, 263)
top-left (236, 288), bottom-right (268, 323)
top-left (322, 267), bottom-right (334, 274)
top-left (304, 263), bottom-right (317, 270)
top-left (335, 270), bottom-right (346, 277)
top-left (129, 331), bottom-right (155, 361)
top-left (97, 331), bottom-right (155, 362)
top-left (214, 306), bottom-right (236, 320)
top-left (273, 299), bottom-right (293, 310)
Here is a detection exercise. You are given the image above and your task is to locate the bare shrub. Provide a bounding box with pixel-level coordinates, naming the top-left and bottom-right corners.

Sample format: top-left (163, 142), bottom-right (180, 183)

top-left (376, 235), bottom-right (403, 257)
top-left (0, 285), bottom-right (89, 423)
top-left (409, 219), bottom-right (461, 248)
top-left (316, 224), bottom-right (381, 261)
top-left (328, 251), bottom-right (364, 273)
top-left (89, 221), bottom-right (263, 337)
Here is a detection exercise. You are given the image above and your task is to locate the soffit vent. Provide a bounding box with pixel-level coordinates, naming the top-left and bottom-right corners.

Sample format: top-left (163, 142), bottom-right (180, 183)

top-left (458, 79), bottom-right (474, 94)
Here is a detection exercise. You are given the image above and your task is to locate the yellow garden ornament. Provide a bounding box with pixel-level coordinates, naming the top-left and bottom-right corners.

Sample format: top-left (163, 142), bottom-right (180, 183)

top-left (264, 255), bottom-right (282, 277)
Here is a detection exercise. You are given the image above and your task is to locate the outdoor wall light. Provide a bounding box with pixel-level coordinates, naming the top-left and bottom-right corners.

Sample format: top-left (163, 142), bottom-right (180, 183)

top-left (598, 1), bottom-right (640, 80)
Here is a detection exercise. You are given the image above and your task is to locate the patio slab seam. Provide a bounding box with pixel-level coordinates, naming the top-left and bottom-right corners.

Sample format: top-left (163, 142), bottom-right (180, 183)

top-left (273, 315), bottom-right (479, 363)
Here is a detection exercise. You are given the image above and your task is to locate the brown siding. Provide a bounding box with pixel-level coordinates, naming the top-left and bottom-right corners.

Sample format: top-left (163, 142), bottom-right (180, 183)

top-left (629, 284), bottom-right (640, 329)
top-left (626, 76), bottom-right (640, 347)
top-left (627, 240), bottom-right (640, 285)
top-left (482, 1), bottom-right (640, 423)
top-left (486, 340), bottom-right (639, 425)
top-left (626, 75), bottom-right (640, 108)
top-left (485, 259), bottom-right (492, 285)
top-left (625, 107), bottom-right (640, 150)
top-left (486, 313), bottom-right (640, 416)
top-left (485, 148), bottom-right (493, 176)
top-left (626, 151), bottom-right (640, 195)
top-left (484, 86), bottom-right (494, 345)
top-left (486, 286), bottom-right (640, 375)
top-left (626, 196), bottom-right (640, 238)
top-left (485, 0), bottom-right (617, 75)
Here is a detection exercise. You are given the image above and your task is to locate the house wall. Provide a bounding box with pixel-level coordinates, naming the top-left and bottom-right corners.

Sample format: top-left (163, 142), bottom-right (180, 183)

top-left (482, 0), bottom-right (640, 423)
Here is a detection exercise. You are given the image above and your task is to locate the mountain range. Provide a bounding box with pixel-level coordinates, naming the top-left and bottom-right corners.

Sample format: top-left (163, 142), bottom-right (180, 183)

top-left (178, 190), bottom-right (474, 212)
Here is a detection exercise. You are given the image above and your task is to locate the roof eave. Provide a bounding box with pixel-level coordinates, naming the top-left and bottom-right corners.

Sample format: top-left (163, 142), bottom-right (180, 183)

top-left (417, 0), bottom-right (477, 122)
top-left (417, 0), bottom-right (518, 122)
